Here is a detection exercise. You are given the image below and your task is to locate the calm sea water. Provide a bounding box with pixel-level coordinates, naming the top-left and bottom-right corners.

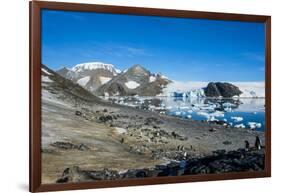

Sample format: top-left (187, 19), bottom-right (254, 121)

top-left (103, 96), bottom-right (266, 132)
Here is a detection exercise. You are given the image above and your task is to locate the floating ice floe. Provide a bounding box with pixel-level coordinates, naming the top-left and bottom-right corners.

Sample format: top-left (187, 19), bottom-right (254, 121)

top-left (179, 106), bottom-right (190, 110)
top-left (231, 116), bottom-right (243, 122)
top-left (248, 122), bottom-right (262, 129)
top-left (234, 124), bottom-right (246, 128)
top-left (208, 116), bottom-right (219, 122)
top-left (197, 111), bottom-right (224, 120)
top-left (193, 103), bottom-right (216, 111)
top-left (174, 111), bottom-right (184, 116)
top-left (222, 102), bottom-right (236, 108)
top-left (187, 115), bottom-right (192, 119)
top-left (224, 107), bottom-right (233, 112)
top-left (197, 111), bottom-right (224, 117)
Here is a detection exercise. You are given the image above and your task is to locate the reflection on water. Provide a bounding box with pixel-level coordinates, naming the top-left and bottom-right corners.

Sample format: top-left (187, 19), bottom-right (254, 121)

top-left (103, 96), bottom-right (266, 132)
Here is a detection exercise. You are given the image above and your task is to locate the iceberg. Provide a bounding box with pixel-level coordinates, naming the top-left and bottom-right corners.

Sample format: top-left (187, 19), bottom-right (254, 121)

top-left (231, 116), bottom-right (243, 122)
top-left (248, 122), bottom-right (262, 129)
top-left (234, 124), bottom-right (246, 128)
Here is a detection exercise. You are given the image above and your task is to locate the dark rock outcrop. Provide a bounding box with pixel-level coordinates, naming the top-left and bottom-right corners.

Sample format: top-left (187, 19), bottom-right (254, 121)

top-left (204, 82), bottom-right (242, 98)
top-left (51, 141), bottom-right (90, 151)
top-left (56, 67), bottom-right (70, 77)
top-left (56, 148), bottom-right (264, 183)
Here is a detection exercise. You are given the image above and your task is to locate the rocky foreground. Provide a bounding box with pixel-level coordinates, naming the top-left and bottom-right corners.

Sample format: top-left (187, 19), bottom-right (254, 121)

top-left (56, 148), bottom-right (264, 183)
top-left (41, 65), bottom-right (265, 184)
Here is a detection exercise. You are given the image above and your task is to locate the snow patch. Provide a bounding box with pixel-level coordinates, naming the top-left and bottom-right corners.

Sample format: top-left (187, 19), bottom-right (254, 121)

top-left (160, 75), bottom-right (169, 79)
top-left (42, 76), bottom-right (53, 83)
top-left (41, 90), bottom-right (69, 107)
top-left (104, 92), bottom-right (109, 97)
top-left (71, 62), bottom-right (120, 75)
top-left (77, 76), bottom-right (90, 86)
top-left (149, 76), bottom-right (156, 83)
top-left (99, 76), bottom-right (111, 85)
top-left (42, 68), bottom-right (52, 75)
top-left (115, 127), bottom-right (127, 134)
top-left (125, 81), bottom-right (140, 89)
top-left (232, 82), bottom-right (265, 98)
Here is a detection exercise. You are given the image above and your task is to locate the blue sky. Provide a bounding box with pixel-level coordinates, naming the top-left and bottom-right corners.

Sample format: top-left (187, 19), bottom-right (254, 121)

top-left (41, 9), bottom-right (265, 82)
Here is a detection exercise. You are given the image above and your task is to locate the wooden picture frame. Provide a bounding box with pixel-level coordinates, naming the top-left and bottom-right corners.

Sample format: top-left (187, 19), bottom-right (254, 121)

top-left (30, 1), bottom-right (271, 192)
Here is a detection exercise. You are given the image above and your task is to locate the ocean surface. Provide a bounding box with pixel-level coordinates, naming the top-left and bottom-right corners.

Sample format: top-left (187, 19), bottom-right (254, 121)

top-left (103, 96), bottom-right (266, 132)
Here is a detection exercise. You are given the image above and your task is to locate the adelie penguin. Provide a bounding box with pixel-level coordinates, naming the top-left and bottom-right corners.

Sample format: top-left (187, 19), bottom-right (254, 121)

top-left (255, 136), bottom-right (262, 150)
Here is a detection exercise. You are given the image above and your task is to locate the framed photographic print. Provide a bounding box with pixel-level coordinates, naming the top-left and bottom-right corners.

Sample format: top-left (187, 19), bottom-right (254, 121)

top-left (30, 1), bottom-right (271, 192)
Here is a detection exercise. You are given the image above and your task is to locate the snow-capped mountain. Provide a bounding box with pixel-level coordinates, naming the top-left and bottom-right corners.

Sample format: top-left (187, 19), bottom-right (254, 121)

top-left (55, 62), bottom-right (264, 98)
top-left (71, 62), bottom-right (121, 75)
top-left (96, 64), bottom-right (171, 96)
top-left (56, 62), bottom-right (121, 92)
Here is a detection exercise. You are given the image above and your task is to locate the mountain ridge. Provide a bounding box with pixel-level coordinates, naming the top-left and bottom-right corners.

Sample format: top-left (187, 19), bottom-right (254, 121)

top-left (55, 62), bottom-right (264, 98)
top-left (96, 64), bottom-right (172, 96)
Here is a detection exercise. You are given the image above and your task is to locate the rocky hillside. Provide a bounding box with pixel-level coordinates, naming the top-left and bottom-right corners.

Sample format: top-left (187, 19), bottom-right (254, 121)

top-left (56, 62), bottom-right (120, 93)
top-left (42, 64), bottom-right (102, 104)
top-left (96, 65), bottom-right (171, 96)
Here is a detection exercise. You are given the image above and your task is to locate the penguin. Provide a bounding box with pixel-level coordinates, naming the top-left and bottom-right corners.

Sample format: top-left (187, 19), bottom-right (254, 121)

top-left (244, 140), bottom-right (250, 150)
top-left (255, 136), bottom-right (262, 150)
top-left (180, 145), bottom-right (185, 151)
top-left (177, 145), bottom-right (181, 151)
